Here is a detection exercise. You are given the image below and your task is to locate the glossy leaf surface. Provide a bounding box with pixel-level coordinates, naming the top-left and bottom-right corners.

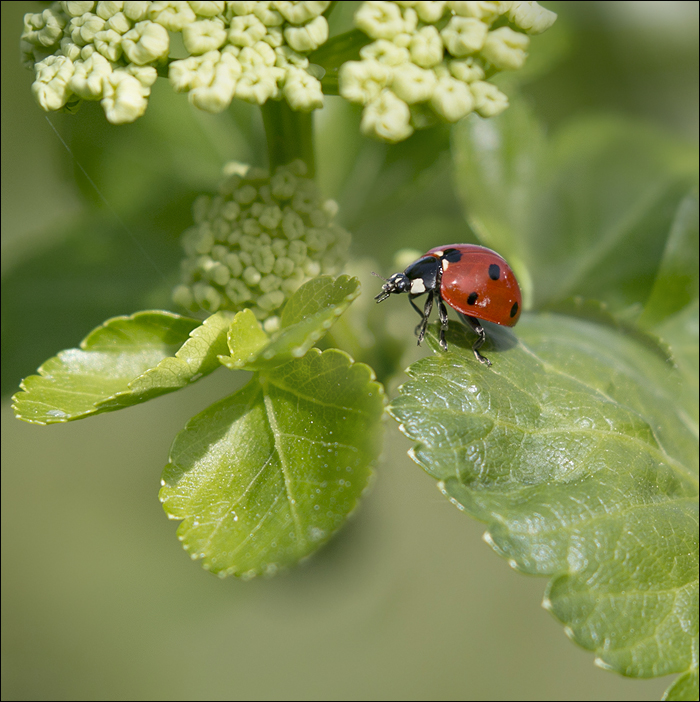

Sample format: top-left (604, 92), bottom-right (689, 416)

top-left (160, 349), bottom-right (385, 577)
top-left (219, 275), bottom-right (360, 371)
top-left (389, 314), bottom-right (698, 685)
top-left (13, 311), bottom-right (232, 424)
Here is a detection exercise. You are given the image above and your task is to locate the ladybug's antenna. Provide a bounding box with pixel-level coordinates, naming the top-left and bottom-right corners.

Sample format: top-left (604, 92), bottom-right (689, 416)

top-left (371, 271), bottom-right (388, 282)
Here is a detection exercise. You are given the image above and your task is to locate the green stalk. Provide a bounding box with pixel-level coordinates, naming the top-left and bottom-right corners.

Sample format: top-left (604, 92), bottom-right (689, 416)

top-left (260, 100), bottom-right (316, 178)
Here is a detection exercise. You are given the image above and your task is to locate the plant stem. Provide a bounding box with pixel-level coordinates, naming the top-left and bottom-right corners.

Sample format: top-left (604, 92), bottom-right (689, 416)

top-left (260, 100), bottom-right (315, 178)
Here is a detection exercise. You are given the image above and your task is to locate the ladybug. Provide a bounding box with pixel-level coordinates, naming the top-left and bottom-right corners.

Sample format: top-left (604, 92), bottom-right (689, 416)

top-left (375, 244), bottom-right (521, 366)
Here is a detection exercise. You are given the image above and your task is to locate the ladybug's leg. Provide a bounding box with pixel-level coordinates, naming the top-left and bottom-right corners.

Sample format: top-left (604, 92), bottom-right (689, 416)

top-left (462, 315), bottom-right (492, 366)
top-left (408, 293), bottom-right (425, 321)
top-left (415, 292), bottom-right (433, 345)
top-left (436, 294), bottom-right (449, 351)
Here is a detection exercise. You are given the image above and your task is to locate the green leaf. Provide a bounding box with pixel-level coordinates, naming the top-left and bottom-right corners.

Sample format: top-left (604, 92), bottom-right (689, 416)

top-left (12, 311), bottom-right (233, 424)
top-left (663, 670), bottom-right (699, 701)
top-left (655, 299), bottom-right (699, 397)
top-left (160, 348), bottom-right (385, 577)
top-left (219, 275), bottom-right (361, 371)
top-left (640, 191), bottom-right (699, 328)
top-left (388, 314), bottom-right (698, 688)
top-left (452, 101), bottom-right (698, 313)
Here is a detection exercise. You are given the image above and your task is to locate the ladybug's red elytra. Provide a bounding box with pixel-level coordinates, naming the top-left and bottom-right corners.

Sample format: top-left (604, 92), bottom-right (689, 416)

top-left (375, 244), bottom-right (522, 366)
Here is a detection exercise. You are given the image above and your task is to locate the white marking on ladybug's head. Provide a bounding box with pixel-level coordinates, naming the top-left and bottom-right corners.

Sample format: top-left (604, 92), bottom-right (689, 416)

top-left (410, 278), bottom-right (426, 294)
top-left (432, 249), bottom-right (443, 256)
top-left (442, 259), bottom-right (450, 271)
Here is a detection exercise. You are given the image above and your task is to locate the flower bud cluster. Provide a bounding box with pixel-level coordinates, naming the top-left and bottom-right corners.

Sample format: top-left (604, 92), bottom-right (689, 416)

top-left (21, 1), bottom-right (331, 124)
top-left (339, 1), bottom-right (556, 142)
top-left (172, 160), bottom-right (351, 330)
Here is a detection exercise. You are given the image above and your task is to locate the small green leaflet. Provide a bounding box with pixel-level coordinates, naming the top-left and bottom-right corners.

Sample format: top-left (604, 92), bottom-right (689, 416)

top-left (219, 275), bottom-right (361, 370)
top-left (12, 311), bottom-right (233, 424)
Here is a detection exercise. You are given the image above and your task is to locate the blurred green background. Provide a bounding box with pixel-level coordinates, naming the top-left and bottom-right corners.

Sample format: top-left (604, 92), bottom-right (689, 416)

top-left (3, 2), bottom-right (697, 699)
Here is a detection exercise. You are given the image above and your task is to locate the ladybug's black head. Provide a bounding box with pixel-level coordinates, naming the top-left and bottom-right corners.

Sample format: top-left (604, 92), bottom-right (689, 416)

top-left (374, 272), bottom-right (410, 303)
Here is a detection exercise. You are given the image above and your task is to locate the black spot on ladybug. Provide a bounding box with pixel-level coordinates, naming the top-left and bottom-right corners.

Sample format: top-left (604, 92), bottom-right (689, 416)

top-left (488, 264), bottom-right (501, 280)
top-left (510, 301), bottom-right (518, 318)
top-left (443, 249), bottom-right (463, 262)
top-left (467, 292), bottom-right (479, 305)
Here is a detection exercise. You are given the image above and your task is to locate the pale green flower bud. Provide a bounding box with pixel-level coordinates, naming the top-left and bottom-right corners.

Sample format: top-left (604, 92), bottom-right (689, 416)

top-left (147, 1), bottom-right (196, 31)
top-left (447, 1), bottom-right (510, 22)
top-left (122, 20), bottom-right (169, 64)
top-left (287, 240), bottom-right (308, 263)
top-left (258, 205), bottom-right (283, 229)
top-left (172, 284), bottom-right (195, 309)
top-left (449, 57), bottom-right (484, 82)
top-left (274, 45), bottom-right (308, 67)
top-left (470, 79), bottom-right (508, 116)
top-left (338, 59), bottom-right (391, 104)
top-left (355, 1), bottom-right (405, 40)
top-left (190, 2), bottom-right (226, 17)
top-left (105, 12), bottom-right (132, 34)
top-left (182, 19), bottom-right (227, 54)
top-left (235, 183), bottom-right (258, 204)
top-left (258, 290), bottom-right (285, 311)
top-left (96, 3), bottom-right (123, 21)
top-left (254, 248), bottom-right (277, 274)
top-left (273, 1), bottom-right (331, 25)
top-left (62, 2), bottom-right (97, 18)
top-left (123, 2), bottom-right (150, 22)
top-left (80, 44), bottom-right (97, 60)
top-left (283, 15), bottom-right (328, 52)
top-left (361, 90), bottom-right (413, 142)
top-left (431, 75), bottom-right (473, 121)
top-left (392, 32), bottom-right (412, 49)
top-left (441, 16), bottom-right (488, 57)
top-left (225, 278), bottom-right (253, 304)
top-left (228, 14), bottom-right (267, 47)
top-left (402, 7), bottom-right (418, 33)
top-left (67, 13), bottom-right (106, 45)
top-left (235, 67), bottom-right (282, 103)
top-left (481, 26), bottom-right (529, 70)
top-left (253, 3), bottom-right (284, 26)
top-left (252, 41), bottom-right (277, 66)
top-left (274, 257), bottom-right (295, 277)
top-left (69, 53), bottom-right (112, 98)
top-left (263, 26), bottom-right (285, 48)
top-left (270, 170), bottom-right (297, 199)
top-left (360, 39), bottom-right (410, 66)
top-left (263, 316), bottom-right (281, 333)
top-left (259, 274), bottom-right (282, 292)
top-left (208, 262), bottom-right (231, 285)
top-left (193, 282), bottom-right (222, 311)
top-left (508, 1), bottom-right (556, 34)
top-left (94, 28), bottom-right (124, 61)
top-left (101, 68), bottom-right (150, 123)
top-left (32, 55), bottom-right (75, 111)
top-left (170, 53), bottom-right (214, 91)
top-left (303, 260), bottom-right (321, 277)
top-left (282, 209), bottom-right (305, 239)
top-left (189, 55), bottom-right (240, 112)
top-left (58, 37), bottom-right (82, 61)
top-left (229, 2), bottom-right (258, 15)
top-left (283, 67), bottom-right (323, 111)
top-left (408, 25), bottom-right (443, 68)
top-left (391, 63), bottom-right (436, 104)
top-left (238, 45), bottom-right (267, 69)
top-left (23, 9), bottom-right (67, 48)
top-left (413, 1), bottom-right (446, 23)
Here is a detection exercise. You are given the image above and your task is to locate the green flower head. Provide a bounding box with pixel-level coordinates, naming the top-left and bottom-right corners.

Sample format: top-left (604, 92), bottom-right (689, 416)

top-left (340, 0), bottom-right (557, 142)
top-left (172, 160), bottom-right (351, 332)
top-left (21, 1), bottom-right (331, 123)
